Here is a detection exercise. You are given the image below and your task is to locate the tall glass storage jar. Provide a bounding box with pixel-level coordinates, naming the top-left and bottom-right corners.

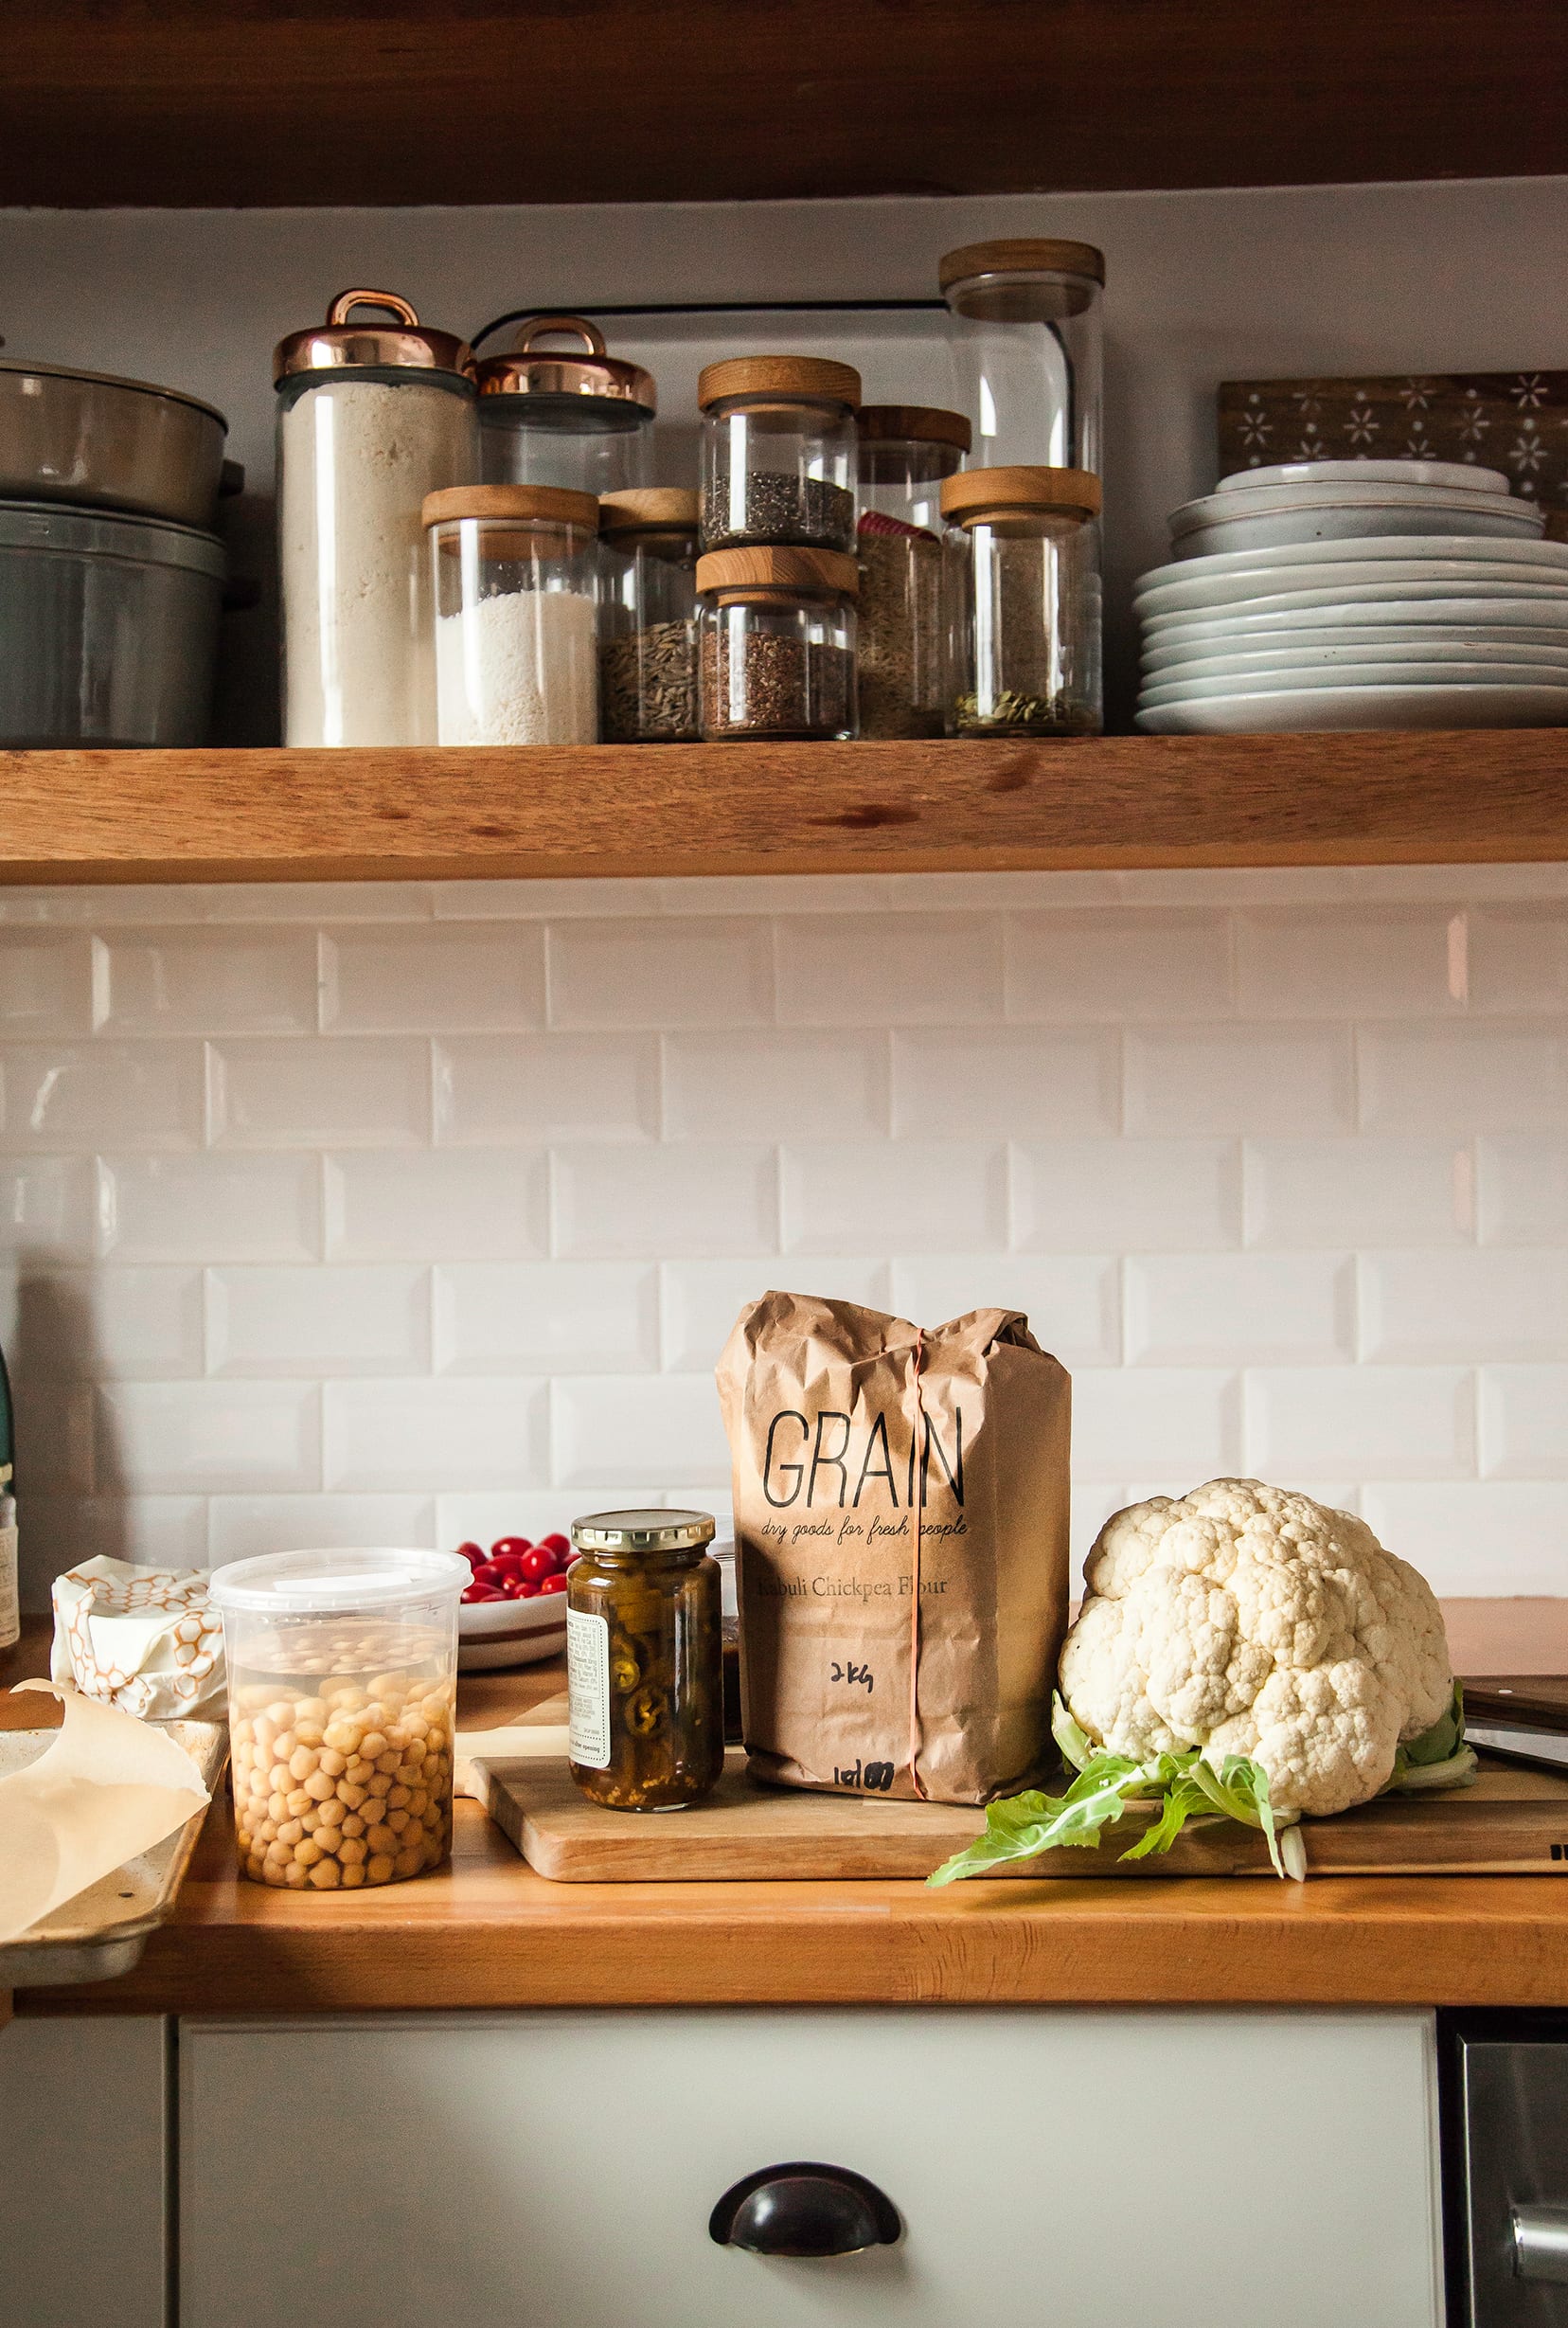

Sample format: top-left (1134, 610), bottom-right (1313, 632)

top-left (941, 466), bottom-right (1102, 738)
top-left (566, 1509), bottom-right (723, 1811)
top-left (939, 239), bottom-right (1104, 477)
top-left (474, 316), bottom-right (656, 498)
top-left (423, 484), bottom-right (599, 745)
top-left (597, 488), bottom-right (700, 742)
top-left (699, 357), bottom-right (860, 553)
top-left (275, 290), bottom-right (477, 746)
top-left (697, 546), bottom-right (857, 741)
top-left (856, 404), bottom-right (969, 741)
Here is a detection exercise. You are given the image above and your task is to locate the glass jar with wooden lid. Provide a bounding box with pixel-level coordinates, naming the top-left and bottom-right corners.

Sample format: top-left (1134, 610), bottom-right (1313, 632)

top-left (699, 356), bottom-right (861, 554)
top-left (939, 239), bottom-right (1104, 476)
top-left (597, 488), bottom-right (701, 743)
top-left (566, 1508), bottom-right (723, 1811)
top-left (696, 545), bottom-right (857, 741)
top-left (422, 484), bottom-right (599, 746)
top-left (474, 314), bottom-right (656, 498)
top-left (855, 404), bottom-right (971, 741)
top-left (940, 465), bottom-right (1102, 739)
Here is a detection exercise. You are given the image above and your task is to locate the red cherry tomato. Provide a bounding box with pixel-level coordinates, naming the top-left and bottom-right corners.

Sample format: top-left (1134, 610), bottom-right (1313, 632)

top-left (491, 1536), bottom-right (533, 1560)
top-left (539, 1574), bottom-right (570, 1595)
top-left (464, 1583), bottom-right (504, 1603)
top-left (517, 1579), bottom-right (542, 1598)
top-left (489, 1550), bottom-right (528, 1577)
top-left (472, 1561), bottom-right (508, 1588)
top-left (500, 1576), bottom-right (529, 1598)
top-left (456, 1540), bottom-right (486, 1567)
top-left (518, 1546), bottom-right (557, 1584)
top-left (540, 1532), bottom-right (573, 1565)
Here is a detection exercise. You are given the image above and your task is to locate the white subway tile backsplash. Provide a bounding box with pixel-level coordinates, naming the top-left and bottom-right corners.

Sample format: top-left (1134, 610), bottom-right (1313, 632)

top-left (433, 878), bottom-right (664, 922)
top-left (1361, 1250), bottom-right (1568, 1363)
top-left (207, 1493), bottom-right (436, 1562)
top-left (1071, 1370), bottom-right (1241, 1481)
top-left (1128, 1253), bottom-right (1354, 1367)
top-left (1479, 1367), bottom-right (1568, 1480)
top-left (324, 1377), bottom-right (548, 1492)
top-left (891, 1026), bottom-right (1118, 1137)
top-left (0, 934), bottom-right (97, 1038)
top-left (208, 1264), bottom-right (431, 1377)
top-left (549, 917), bottom-right (774, 1027)
top-left (323, 924), bottom-right (545, 1032)
top-left (13, 1382), bottom-right (95, 1493)
top-left (0, 1265), bottom-right (202, 1381)
top-left (1245, 1137), bottom-right (1473, 1249)
top-left (889, 1255), bottom-right (1120, 1367)
top-left (99, 1380), bottom-right (320, 1494)
top-left (99, 927), bottom-right (320, 1035)
top-left (782, 1142), bottom-right (1007, 1254)
top-left (660, 1258), bottom-right (890, 1373)
top-left (21, 1495), bottom-right (208, 1601)
top-left (211, 1037), bottom-right (431, 1147)
top-left (665, 1030), bottom-right (890, 1142)
top-left (552, 1373), bottom-right (730, 1489)
top-left (1245, 1367), bottom-right (1475, 1480)
top-left (1477, 1135), bottom-right (1568, 1244)
top-left (555, 1144), bottom-right (778, 1260)
top-left (775, 912), bottom-right (1004, 1025)
top-left (1359, 1022), bottom-right (1568, 1130)
top-left (1234, 906), bottom-right (1463, 1016)
top-left (1012, 1138), bottom-right (1243, 1252)
top-left (1468, 904), bottom-right (1568, 1012)
top-left (437, 1032), bottom-right (658, 1145)
top-left (99, 1155), bottom-right (323, 1263)
top-left (0, 1156), bottom-right (97, 1257)
top-left (1007, 907), bottom-right (1232, 1021)
top-left (435, 1261), bottom-right (658, 1375)
top-left (1361, 1481), bottom-right (1568, 1595)
top-left (3, 1043), bottom-right (205, 1149)
top-left (325, 1150), bottom-right (548, 1262)
top-left (1126, 1022), bottom-right (1355, 1134)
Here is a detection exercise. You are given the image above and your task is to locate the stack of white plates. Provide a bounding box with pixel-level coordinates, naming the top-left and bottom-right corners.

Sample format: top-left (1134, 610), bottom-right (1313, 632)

top-left (1134, 461), bottom-right (1568, 733)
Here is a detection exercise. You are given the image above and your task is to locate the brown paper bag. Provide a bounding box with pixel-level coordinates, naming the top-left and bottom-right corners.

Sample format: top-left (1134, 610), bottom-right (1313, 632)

top-left (716, 1292), bottom-right (1071, 1806)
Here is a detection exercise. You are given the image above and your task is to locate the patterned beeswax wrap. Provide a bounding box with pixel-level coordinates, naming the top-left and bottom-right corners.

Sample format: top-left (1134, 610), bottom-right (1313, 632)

top-left (50, 1557), bottom-right (225, 1719)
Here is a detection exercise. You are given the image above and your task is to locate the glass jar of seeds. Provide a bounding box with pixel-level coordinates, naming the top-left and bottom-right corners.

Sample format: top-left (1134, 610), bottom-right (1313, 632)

top-left (566, 1509), bottom-right (723, 1811)
top-left (208, 1548), bottom-right (470, 1891)
top-left (856, 404), bottom-right (970, 741)
top-left (698, 357), bottom-right (860, 554)
top-left (696, 546), bottom-right (857, 741)
top-left (940, 465), bottom-right (1102, 739)
top-left (597, 488), bottom-right (701, 743)
top-left (423, 483), bottom-right (600, 745)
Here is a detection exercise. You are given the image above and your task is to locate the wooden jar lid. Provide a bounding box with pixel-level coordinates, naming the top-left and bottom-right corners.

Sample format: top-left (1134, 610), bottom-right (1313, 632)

top-left (938, 238), bottom-right (1106, 291)
top-left (598, 487), bottom-right (700, 535)
top-left (696, 545), bottom-right (859, 600)
top-left (857, 403), bottom-right (972, 453)
top-left (939, 465), bottom-right (1102, 524)
top-left (697, 356), bottom-right (863, 411)
top-left (421, 483), bottom-right (600, 531)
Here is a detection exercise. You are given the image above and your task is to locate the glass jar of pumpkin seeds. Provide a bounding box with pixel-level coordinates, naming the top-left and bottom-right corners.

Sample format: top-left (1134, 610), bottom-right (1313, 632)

top-left (566, 1508), bottom-right (723, 1810)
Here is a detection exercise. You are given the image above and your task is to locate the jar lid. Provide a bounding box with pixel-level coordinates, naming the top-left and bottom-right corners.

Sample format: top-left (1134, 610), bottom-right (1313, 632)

top-left (697, 356), bottom-right (862, 412)
top-left (696, 545), bottom-right (860, 600)
top-left (939, 238), bottom-right (1106, 292)
top-left (474, 316), bottom-right (656, 415)
top-left (940, 465), bottom-right (1102, 524)
top-left (274, 289), bottom-right (473, 385)
top-left (572, 1508), bottom-right (717, 1553)
top-left (598, 487), bottom-right (700, 536)
top-left (208, 1547), bottom-right (472, 1615)
top-left (857, 404), bottom-right (972, 454)
top-left (0, 355), bottom-right (227, 431)
top-left (421, 483), bottom-right (600, 531)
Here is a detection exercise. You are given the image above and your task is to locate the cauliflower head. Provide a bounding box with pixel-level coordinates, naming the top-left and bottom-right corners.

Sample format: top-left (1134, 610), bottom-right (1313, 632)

top-left (1059, 1478), bottom-right (1454, 1818)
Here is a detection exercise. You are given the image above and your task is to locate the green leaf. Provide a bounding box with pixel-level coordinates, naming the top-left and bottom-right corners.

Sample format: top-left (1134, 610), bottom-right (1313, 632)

top-left (1118, 1770), bottom-right (1214, 1860)
top-left (926, 1751), bottom-right (1151, 1887)
top-left (1051, 1692), bottom-right (1096, 1775)
top-left (1402, 1681), bottom-right (1466, 1767)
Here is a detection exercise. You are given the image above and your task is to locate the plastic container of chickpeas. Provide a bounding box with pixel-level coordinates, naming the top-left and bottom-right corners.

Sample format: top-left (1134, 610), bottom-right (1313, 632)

top-left (208, 1548), bottom-right (470, 1892)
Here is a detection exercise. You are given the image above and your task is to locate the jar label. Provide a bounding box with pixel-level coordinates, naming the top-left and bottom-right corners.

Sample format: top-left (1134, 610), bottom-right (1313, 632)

top-left (566, 1606), bottom-right (612, 1770)
top-left (0, 1523), bottom-right (17, 1651)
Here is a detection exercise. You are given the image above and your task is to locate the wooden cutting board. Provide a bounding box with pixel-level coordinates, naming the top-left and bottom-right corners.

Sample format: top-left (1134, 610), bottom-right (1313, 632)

top-left (474, 1749), bottom-right (1568, 1882)
top-left (1464, 1676), bottom-right (1568, 1729)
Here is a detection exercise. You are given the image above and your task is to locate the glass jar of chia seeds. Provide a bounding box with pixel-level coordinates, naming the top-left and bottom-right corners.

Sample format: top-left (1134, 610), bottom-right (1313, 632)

top-left (940, 465), bottom-right (1102, 739)
top-left (939, 238), bottom-right (1104, 476)
top-left (856, 404), bottom-right (970, 741)
top-left (474, 315), bottom-right (656, 499)
top-left (566, 1508), bottom-right (723, 1812)
top-left (597, 488), bottom-right (701, 743)
top-left (698, 357), bottom-right (860, 554)
top-left (696, 546), bottom-right (857, 741)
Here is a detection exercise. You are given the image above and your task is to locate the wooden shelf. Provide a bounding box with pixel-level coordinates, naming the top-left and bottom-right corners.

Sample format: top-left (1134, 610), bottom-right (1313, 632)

top-left (1, 733), bottom-right (1564, 885)
top-left (5, 1), bottom-right (1567, 207)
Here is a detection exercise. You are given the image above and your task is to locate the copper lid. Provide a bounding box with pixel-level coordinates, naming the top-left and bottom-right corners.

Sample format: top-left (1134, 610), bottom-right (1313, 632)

top-left (598, 487), bottom-right (700, 536)
top-left (696, 545), bottom-right (859, 600)
top-left (940, 465), bottom-right (1102, 524)
top-left (697, 356), bottom-right (862, 412)
top-left (858, 403), bottom-right (971, 454)
top-left (421, 483), bottom-right (600, 531)
top-left (475, 316), bottom-right (656, 414)
top-left (274, 289), bottom-right (473, 385)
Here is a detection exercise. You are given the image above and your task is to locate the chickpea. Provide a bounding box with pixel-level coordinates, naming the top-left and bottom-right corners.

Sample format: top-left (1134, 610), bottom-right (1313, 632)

top-left (317, 1798), bottom-right (347, 1828)
top-left (341, 1863), bottom-right (366, 1889)
top-left (319, 1748), bottom-right (347, 1780)
top-left (366, 1853), bottom-right (395, 1885)
top-left (365, 1822), bottom-right (397, 1855)
top-left (367, 1774), bottom-right (392, 1800)
top-left (304, 1770), bottom-right (335, 1803)
top-left (286, 1788), bottom-right (313, 1818)
top-left (387, 1784), bottom-right (411, 1811)
top-left (294, 1837), bottom-right (323, 1869)
top-left (289, 1747), bottom-right (320, 1782)
top-left (338, 1782), bottom-right (367, 1812)
top-left (283, 1863), bottom-right (308, 1889)
top-left (341, 1813), bottom-right (365, 1838)
top-left (268, 1791), bottom-right (289, 1824)
top-left (262, 1862), bottom-right (287, 1887)
top-left (271, 1729), bottom-right (296, 1764)
top-left (393, 1846), bottom-right (423, 1879)
top-left (277, 1818), bottom-right (304, 1847)
top-left (338, 1837), bottom-right (368, 1866)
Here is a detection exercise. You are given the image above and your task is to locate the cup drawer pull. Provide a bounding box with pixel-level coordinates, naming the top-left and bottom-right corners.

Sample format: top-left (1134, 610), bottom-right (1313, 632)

top-left (709, 2161), bottom-right (901, 2257)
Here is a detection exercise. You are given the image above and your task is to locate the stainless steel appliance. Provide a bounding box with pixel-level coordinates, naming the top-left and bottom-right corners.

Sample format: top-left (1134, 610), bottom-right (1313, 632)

top-left (1451, 2019), bottom-right (1568, 2323)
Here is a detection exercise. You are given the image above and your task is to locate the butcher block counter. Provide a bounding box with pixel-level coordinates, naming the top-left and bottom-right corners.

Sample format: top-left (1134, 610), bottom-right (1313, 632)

top-left (11, 1601), bottom-right (1568, 2017)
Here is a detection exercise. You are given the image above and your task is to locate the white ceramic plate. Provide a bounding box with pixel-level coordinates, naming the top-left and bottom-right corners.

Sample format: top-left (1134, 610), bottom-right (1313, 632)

top-left (1135, 683), bottom-right (1568, 735)
top-left (1136, 533), bottom-right (1568, 596)
top-left (1140, 601), bottom-right (1568, 650)
top-left (458, 1591), bottom-right (568, 1670)
top-left (1170, 490), bottom-right (1542, 561)
top-left (1217, 459), bottom-right (1510, 496)
top-left (1143, 636), bottom-right (1568, 679)
top-left (1141, 660), bottom-right (1568, 707)
top-left (1138, 573), bottom-right (1568, 621)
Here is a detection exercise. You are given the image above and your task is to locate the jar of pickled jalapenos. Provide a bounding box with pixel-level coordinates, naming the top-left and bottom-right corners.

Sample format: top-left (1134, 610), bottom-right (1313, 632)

top-left (565, 1508), bottom-right (723, 1810)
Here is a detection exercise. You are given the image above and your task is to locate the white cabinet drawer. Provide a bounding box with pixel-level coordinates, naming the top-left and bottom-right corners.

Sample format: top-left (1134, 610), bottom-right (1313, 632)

top-left (180, 2006), bottom-right (1440, 2328)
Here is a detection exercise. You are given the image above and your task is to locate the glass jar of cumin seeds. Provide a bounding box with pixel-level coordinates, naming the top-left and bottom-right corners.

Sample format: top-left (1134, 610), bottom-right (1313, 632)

top-left (696, 546), bottom-right (857, 741)
top-left (698, 356), bottom-right (861, 553)
top-left (856, 404), bottom-right (970, 740)
top-left (941, 465), bottom-right (1102, 739)
top-left (597, 488), bottom-right (701, 742)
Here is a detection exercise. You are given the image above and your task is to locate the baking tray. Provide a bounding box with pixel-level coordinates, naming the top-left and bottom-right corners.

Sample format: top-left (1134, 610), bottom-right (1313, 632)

top-left (0, 1719), bottom-right (226, 1988)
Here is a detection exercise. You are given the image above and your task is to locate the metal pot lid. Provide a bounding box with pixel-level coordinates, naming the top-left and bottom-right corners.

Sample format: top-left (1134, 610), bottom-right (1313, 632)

top-left (0, 498), bottom-right (227, 578)
top-left (0, 356), bottom-right (227, 431)
top-left (274, 289), bottom-right (473, 385)
top-left (475, 315), bottom-right (656, 416)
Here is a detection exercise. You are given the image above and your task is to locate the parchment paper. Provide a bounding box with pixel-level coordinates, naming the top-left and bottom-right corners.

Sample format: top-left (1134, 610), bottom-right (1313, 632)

top-left (0, 1683), bottom-right (210, 1944)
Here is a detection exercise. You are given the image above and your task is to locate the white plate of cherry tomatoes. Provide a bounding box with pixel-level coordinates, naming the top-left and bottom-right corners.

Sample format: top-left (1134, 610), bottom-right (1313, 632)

top-left (456, 1533), bottom-right (574, 1669)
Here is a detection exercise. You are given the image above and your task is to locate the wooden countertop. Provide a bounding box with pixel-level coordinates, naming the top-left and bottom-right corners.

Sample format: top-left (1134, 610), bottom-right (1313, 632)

top-left (9, 1602), bottom-right (1568, 2015)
